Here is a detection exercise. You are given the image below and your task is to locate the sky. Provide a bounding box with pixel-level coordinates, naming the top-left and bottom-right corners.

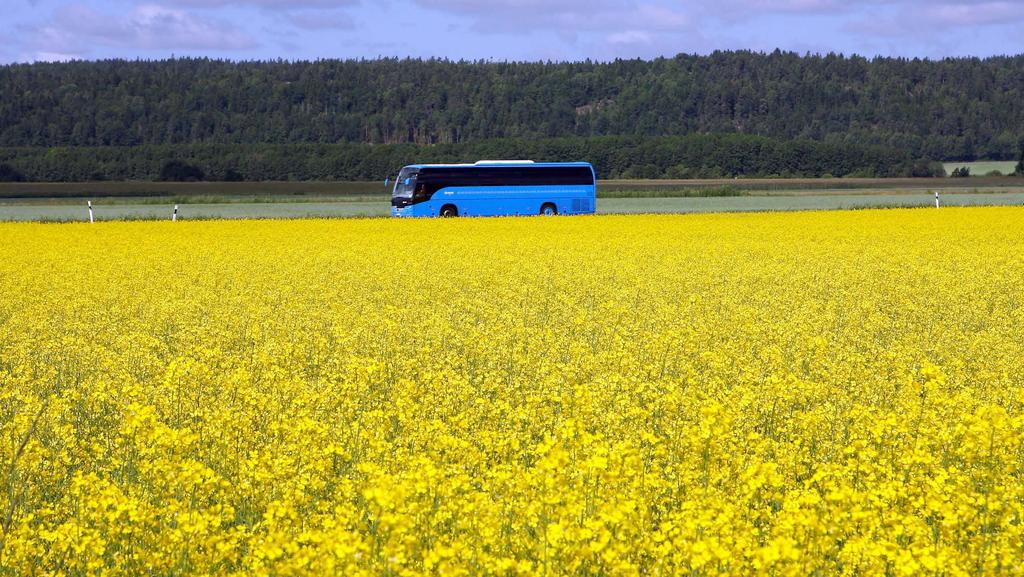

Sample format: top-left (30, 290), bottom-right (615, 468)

top-left (2, 0), bottom-right (1023, 64)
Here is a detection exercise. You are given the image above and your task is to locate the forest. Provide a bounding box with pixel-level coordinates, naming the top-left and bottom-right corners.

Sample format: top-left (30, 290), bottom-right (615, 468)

top-left (1, 52), bottom-right (1023, 180)
top-left (0, 135), bottom-right (937, 182)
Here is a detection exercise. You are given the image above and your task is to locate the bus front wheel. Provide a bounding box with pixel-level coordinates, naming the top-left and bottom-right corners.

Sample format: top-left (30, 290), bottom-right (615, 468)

top-left (540, 203), bottom-right (557, 216)
top-left (440, 205), bottom-right (458, 218)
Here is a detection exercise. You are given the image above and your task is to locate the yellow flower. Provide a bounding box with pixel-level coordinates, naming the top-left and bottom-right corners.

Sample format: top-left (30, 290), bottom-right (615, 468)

top-left (1, 207), bottom-right (1023, 575)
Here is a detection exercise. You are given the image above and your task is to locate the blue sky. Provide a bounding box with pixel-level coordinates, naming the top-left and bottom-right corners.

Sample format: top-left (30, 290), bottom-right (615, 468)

top-left (2, 0), bottom-right (1023, 63)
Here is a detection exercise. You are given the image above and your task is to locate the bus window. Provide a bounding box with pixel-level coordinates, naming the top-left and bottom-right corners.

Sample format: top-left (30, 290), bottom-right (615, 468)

top-left (392, 169), bottom-right (417, 203)
top-left (413, 183), bottom-right (430, 202)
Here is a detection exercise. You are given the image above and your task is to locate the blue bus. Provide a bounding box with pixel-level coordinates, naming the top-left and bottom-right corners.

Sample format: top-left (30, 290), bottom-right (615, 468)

top-left (390, 161), bottom-right (596, 217)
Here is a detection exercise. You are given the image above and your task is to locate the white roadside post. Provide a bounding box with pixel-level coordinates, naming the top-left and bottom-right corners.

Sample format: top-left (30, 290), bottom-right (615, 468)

top-left (935, 191), bottom-right (940, 208)
top-left (88, 200), bottom-right (94, 223)
top-left (173, 204), bottom-right (178, 222)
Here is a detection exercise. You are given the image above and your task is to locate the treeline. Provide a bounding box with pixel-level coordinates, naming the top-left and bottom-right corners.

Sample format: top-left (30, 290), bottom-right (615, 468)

top-left (1, 53), bottom-right (1023, 161)
top-left (0, 134), bottom-right (937, 182)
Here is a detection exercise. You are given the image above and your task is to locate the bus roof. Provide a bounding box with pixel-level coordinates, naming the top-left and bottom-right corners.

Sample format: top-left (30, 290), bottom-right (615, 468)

top-left (404, 161), bottom-right (593, 170)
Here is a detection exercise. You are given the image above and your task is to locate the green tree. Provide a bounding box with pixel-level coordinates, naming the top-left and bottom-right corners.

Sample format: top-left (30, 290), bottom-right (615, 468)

top-left (0, 135), bottom-right (927, 182)
top-left (0, 163), bottom-right (24, 182)
top-left (159, 160), bottom-right (204, 182)
top-left (1016, 139), bottom-right (1024, 176)
top-left (1, 54), bottom-right (1023, 161)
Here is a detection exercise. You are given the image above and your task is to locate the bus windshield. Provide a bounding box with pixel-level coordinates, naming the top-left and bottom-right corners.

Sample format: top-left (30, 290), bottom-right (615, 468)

top-left (392, 168), bottom-right (417, 199)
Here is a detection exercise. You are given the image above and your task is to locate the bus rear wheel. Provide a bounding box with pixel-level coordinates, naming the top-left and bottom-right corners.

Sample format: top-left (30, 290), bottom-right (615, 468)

top-left (440, 205), bottom-right (458, 217)
top-left (540, 203), bottom-right (557, 216)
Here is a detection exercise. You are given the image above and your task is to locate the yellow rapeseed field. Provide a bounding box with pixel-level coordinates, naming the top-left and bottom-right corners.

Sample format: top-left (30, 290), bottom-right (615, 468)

top-left (1, 207), bottom-right (1024, 576)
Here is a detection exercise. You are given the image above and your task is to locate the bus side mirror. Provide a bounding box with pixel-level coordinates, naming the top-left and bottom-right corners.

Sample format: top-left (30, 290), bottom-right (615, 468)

top-left (384, 177), bottom-right (390, 187)
top-left (404, 178), bottom-right (412, 186)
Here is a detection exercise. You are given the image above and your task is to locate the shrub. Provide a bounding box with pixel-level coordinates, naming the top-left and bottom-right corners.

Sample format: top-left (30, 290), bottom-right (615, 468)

top-left (159, 160), bottom-right (205, 182)
top-left (0, 163), bottom-right (25, 182)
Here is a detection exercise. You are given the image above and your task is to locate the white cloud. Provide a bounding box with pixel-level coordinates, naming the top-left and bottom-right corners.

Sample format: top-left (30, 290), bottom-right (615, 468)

top-left (924, 1), bottom-right (1022, 25)
top-left (28, 51), bottom-right (81, 62)
top-left (415, 0), bottom-right (692, 34)
top-left (410, 0), bottom-right (698, 58)
top-left (607, 30), bottom-right (653, 45)
top-left (172, 0), bottom-right (357, 7)
top-left (7, 0), bottom-right (1023, 63)
top-left (719, 0), bottom-right (849, 13)
top-left (23, 3), bottom-right (257, 58)
top-left (844, 0), bottom-right (1023, 46)
top-left (636, 4), bottom-right (691, 29)
top-left (169, 0), bottom-right (360, 35)
top-left (417, 0), bottom-right (607, 9)
top-left (287, 9), bottom-right (355, 29)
